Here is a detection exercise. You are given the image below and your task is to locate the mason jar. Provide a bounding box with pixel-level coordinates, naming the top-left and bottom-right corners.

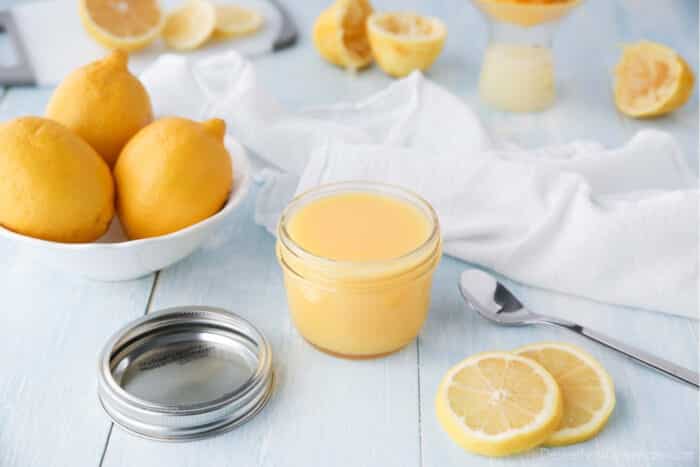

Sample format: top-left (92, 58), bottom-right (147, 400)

top-left (276, 182), bottom-right (442, 359)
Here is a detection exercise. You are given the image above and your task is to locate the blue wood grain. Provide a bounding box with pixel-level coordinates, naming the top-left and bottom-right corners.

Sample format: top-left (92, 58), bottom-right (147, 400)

top-left (101, 186), bottom-right (422, 467)
top-left (0, 0), bottom-right (696, 466)
top-left (417, 1), bottom-right (698, 466)
top-left (0, 88), bottom-right (156, 467)
top-left (420, 258), bottom-right (698, 467)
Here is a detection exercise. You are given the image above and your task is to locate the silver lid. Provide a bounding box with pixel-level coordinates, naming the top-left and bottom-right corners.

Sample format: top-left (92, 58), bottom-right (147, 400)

top-left (98, 306), bottom-right (273, 442)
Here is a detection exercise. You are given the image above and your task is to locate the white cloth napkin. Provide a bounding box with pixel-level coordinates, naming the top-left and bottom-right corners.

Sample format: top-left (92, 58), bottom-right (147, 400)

top-left (140, 51), bottom-right (699, 319)
top-left (10, 0), bottom-right (281, 86)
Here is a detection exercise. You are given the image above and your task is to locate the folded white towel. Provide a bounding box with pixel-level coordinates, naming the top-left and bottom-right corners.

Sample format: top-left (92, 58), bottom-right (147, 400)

top-left (141, 52), bottom-right (699, 319)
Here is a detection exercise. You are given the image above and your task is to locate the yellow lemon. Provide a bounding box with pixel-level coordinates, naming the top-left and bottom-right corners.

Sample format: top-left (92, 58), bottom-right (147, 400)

top-left (514, 342), bottom-right (615, 446)
top-left (114, 117), bottom-right (233, 240)
top-left (78, 0), bottom-right (164, 52)
top-left (46, 50), bottom-right (153, 167)
top-left (214, 4), bottom-right (264, 39)
top-left (313, 0), bottom-right (374, 71)
top-left (367, 12), bottom-right (446, 78)
top-left (0, 117), bottom-right (114, 243)
top-left (435, 352), bottom-right (563, 457)
top-left (614, 40), bottom-right (695, 118)
top-left (162, 0), bottom-right (217, 51)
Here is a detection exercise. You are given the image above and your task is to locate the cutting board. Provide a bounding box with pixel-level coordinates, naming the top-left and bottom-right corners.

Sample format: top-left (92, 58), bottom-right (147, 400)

top-left (0, 0), bottom-right (296, 86)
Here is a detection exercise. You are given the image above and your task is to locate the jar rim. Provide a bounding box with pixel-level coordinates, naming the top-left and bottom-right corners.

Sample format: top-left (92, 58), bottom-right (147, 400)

top-left (277, 181), bottom-right (440, 269)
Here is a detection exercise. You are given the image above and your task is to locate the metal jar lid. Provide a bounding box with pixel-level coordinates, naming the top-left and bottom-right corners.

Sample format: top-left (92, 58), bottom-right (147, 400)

top-left (98, 306), bottom-right (274, 442)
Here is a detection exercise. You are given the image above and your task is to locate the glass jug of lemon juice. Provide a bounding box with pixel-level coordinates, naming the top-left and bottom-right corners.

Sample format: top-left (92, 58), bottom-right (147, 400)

top-left (471, 0), bottom-right (583, 112)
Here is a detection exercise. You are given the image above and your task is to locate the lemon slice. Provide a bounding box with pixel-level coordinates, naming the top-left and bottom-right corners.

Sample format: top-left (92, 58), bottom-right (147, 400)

top-left (367, 12), bottom-right (446, 78)
top-left (514, 342), bottom-right (615, 446)
top-left (614, 41), bottom-right (695, 118)
top-left (214, 5), bottom-right (264, 39)
top-left (162, 0), bottom-right (216, 51)
top-left (435, 352), bottom-right (563, 457)
top-left (78, 0), bottom-right (164, 51)
top-left (312, 0), bottom-right (374, 71)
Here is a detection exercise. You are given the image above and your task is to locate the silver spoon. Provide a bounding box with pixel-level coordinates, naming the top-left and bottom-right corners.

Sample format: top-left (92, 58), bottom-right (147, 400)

top-left (459, 268), bottom-right (699, 389)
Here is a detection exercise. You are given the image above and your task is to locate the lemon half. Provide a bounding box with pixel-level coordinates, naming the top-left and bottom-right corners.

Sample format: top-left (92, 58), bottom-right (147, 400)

top-left (313, 0), bottom-right (374, 70)
top-left (435, 352), bottom-right (563, 457)
top-left (367, 12), bottom-right (446, 77)
top-left (514, 342), bottom-right (616, 446)
top-left (214, 4), bottom-right (264, 39)
top-left (79, 0), bottom-right (164, 51)
top-left (614, 40), bottom-right (695, 118)
top-left (162, 0), bottom-right (217, 51)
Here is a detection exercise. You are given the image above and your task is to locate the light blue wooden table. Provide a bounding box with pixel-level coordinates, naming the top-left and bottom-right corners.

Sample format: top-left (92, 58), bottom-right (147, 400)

top-left (0, 1), bottom-right (697, 466)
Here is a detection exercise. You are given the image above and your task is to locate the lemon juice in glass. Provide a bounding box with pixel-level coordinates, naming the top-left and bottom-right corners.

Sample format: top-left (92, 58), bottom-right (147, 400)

top-left (471, 0), bottom-right (583, 112)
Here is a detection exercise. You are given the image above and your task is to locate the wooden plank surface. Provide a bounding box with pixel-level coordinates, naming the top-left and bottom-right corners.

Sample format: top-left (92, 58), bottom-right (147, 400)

top-left (0, 0), bottom-right (697, 466)
top-left (418, 2), bottom-right (698, 466)
top-left (0, 89), bottom-right (156, 467)
top-left (101, 189), bottom-right (422, 467)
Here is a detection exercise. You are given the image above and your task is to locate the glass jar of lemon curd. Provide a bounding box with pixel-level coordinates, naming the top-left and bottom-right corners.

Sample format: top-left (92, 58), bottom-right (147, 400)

top-left (276, 182), bottom-right (442, 359)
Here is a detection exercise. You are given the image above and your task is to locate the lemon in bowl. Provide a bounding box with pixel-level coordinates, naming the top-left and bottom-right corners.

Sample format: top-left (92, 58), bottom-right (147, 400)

top-left (0, 134), bottom-right (250, 281)
top-left (0, 117), bottom-right (114, 243)
top-left (2, 51), bottom-right (250, 281)
top-left (115, 117), bottom-right (234, 240)
top-left (46, 50), bottom-right (154, 167)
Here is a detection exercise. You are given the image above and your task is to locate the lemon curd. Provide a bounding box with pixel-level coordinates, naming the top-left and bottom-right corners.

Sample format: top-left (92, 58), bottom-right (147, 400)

top-left (277, 182), bottom-right (441, 358)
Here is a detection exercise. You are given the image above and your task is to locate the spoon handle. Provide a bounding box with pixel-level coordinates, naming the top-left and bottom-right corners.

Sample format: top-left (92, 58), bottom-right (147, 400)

top-left (546, 320), bottom-right (699, 388)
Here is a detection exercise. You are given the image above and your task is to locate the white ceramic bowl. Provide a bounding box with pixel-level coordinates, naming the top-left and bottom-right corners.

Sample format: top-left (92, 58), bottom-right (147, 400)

top-left (0, 137), bottom-right (251, 281)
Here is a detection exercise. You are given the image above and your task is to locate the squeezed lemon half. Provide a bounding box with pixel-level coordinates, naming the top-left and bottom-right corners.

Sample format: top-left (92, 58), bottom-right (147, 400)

top-left (313, 0), bottom-right (374, 70)
top-left (367, 12), bottom-right (446, 77)
top-left (614, 40), bottom-right (695, 118)
top-left (79, 0), bottom-right (164, 51)
top-left (514, 342), bottom-right (616, 446)
top-left (162, 0), bottom-right (217, 51)
top-left (435, 352), bottom-right (563, 457)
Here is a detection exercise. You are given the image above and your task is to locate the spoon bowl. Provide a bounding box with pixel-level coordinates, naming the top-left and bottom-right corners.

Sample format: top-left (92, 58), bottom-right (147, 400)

top-left (458, 269), bottom-right (538, 326)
